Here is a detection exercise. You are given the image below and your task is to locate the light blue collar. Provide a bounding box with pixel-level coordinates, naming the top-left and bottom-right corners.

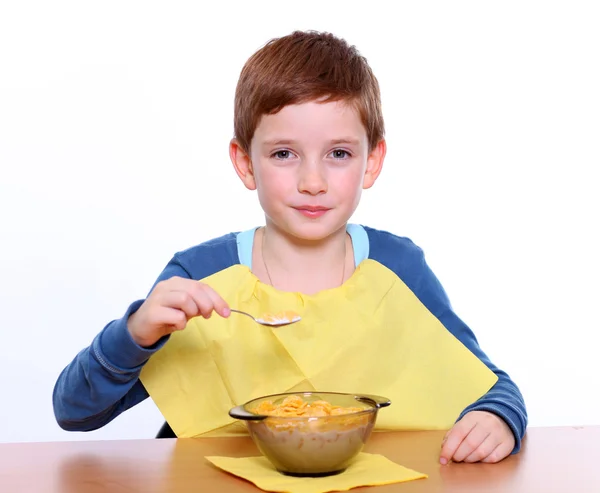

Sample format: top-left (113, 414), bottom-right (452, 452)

top-left (236, 224), bottom-right (369, 269)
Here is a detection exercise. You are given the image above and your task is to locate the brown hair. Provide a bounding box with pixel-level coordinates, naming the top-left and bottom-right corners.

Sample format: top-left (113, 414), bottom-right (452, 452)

top-left (233, 30), bottom-right (385, 153)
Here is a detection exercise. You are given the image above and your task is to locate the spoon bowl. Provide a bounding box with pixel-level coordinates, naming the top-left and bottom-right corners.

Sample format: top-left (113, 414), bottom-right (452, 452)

top-left (230, 309), bottom-right (301, 327)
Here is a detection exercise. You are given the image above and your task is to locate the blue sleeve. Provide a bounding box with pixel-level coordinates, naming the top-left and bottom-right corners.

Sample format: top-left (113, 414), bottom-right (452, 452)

top-left (408, 248), bottom-right (528, 454)
top-left (366, 228), bottom-right (528, 454)
top-left (52, 259), bottom-right (193, 432)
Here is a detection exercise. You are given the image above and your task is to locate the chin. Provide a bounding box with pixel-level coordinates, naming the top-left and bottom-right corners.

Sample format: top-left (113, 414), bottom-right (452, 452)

top-left (280, 219), bottom-right (349, 242)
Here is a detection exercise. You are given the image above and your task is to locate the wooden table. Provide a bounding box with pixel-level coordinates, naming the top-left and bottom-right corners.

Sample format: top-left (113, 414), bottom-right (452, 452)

top-left (1, 427), bottom-right (598, 492)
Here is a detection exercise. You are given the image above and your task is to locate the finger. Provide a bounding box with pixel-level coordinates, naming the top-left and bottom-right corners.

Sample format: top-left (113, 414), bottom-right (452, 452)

top-left (441, 429), bottom-right (451, 446)
top-left (158, 290), bottom-right (201, 319)
top-left (163, 279), bottom-right (228, 318)
top-left (481, 438), bottom-right (514, 464)
top-left (151, 276), bottom-right (190, 294)
top-left (187, 286), bottom-right (218, 318)
top-left (451, 425), bottom-right (491, 463)
top-left (440, 419), bottom-right (477, 465)
top-left (155, 306), bottom-right (189, 331)
top-left (200, 284), bottom-right (231, 317)
top-left (462, 432), bottom-right (498, 463)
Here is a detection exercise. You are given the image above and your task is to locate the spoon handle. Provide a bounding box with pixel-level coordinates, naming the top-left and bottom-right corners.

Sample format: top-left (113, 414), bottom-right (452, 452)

top-left (229, 309), bottom-right (257, 322)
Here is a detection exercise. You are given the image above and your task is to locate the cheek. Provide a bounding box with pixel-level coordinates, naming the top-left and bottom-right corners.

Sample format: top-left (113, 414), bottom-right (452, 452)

top-left (331, 168), bottom-right (365, 195)
top-left (255, 168), bottom-right (293, 204)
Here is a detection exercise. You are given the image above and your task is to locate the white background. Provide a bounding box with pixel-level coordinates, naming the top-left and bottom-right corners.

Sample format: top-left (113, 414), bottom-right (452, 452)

top-left (1, 1), bottom-right (598, 443)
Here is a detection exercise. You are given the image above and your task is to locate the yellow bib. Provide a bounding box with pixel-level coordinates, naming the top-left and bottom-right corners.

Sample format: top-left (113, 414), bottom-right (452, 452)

top-left (139, 260), bottom-right (497, 437)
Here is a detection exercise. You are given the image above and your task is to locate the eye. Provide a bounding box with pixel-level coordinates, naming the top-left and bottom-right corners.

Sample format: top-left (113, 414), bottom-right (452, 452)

top-left (272, 150), bottom-right (294, 160)
top-left (330, 149), bottom-right (351, 159)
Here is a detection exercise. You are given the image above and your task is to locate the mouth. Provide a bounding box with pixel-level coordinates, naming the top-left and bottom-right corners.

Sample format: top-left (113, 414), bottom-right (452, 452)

top-left (293, 206), bottom-right (331, 218)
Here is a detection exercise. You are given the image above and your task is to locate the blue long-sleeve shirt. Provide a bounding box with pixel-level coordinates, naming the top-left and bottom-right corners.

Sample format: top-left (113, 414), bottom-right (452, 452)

top-left (52, 225), bottom-right (527, 451)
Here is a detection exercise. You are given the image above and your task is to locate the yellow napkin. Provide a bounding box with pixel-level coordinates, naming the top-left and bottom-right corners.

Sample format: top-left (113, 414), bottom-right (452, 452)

top-left (140, 260), bottom-right (498, 437)
top-left (205, 453), bottom-right (427, 493)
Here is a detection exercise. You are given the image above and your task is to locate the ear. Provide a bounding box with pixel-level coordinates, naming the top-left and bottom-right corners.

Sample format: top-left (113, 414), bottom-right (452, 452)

top-left (362, 139), bottom-right (386, 189)
top-left (229, 139), bottom-right (256, 190)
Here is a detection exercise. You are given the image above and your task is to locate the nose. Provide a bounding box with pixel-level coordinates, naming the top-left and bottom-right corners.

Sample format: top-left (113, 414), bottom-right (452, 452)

top-left (297, 160), bottom-right (327, 195)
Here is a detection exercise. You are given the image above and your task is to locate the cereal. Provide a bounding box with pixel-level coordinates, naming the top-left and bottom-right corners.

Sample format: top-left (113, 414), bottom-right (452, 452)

top-left (258, 311), bottom-right (301, 325)
top-left (253, 395), bottom-right (364, 417)
top-left (251, 395), bottom-right (369, 432)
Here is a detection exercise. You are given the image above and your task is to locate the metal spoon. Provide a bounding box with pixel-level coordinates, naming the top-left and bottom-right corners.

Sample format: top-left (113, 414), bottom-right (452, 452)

top-left (229, 309), bottom-right (301, 327)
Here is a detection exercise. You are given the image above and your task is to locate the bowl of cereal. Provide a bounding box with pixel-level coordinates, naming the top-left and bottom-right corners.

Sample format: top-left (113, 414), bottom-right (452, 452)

top-left (228, 391), bottom-right (391, 477)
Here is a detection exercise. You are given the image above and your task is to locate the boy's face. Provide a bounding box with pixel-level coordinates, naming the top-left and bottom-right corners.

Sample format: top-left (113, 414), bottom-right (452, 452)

top-left (231, 100), bottom-right (385, 241)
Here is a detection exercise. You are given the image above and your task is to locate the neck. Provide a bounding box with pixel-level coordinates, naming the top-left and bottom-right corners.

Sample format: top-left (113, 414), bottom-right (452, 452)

top-left (256, 222), bottom-right (353, 294)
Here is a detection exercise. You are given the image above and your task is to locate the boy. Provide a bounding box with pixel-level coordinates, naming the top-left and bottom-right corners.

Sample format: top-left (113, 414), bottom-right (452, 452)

top-left (53, 30), bottom-right (527, 465)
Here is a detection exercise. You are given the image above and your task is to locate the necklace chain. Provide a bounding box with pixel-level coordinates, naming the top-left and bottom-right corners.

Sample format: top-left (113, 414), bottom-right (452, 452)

top-left (261, 227), bottom-right (346, 288)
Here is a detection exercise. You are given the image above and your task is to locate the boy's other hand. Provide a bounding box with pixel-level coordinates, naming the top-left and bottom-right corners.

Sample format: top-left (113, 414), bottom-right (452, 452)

top-left (439, 410), bottom-right (515, 465)
top-left (127, 277), bottom-right (230, 348)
